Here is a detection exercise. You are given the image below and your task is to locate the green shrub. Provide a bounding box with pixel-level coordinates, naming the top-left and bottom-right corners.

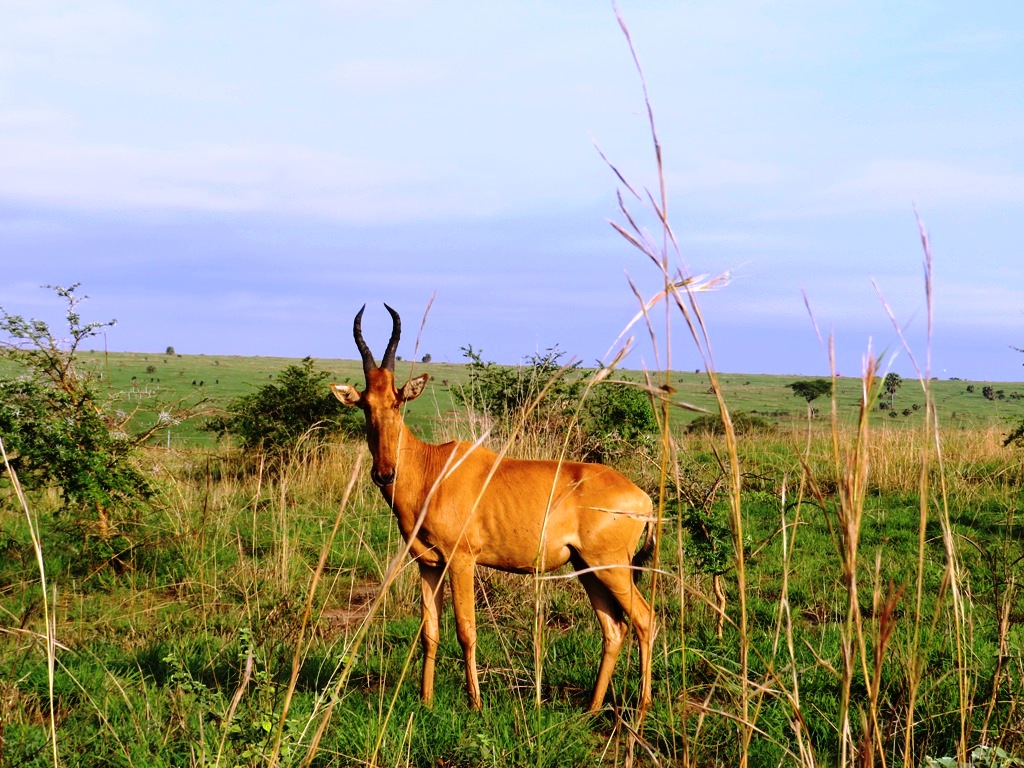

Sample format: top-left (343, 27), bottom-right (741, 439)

top-left (0, 285), bottom-right (153, 528)
top-left (451, 346), bottom-right (658, 461)
top-left (685, 410), bottom-right (773, 436)
top-left (0, 375), bottom-right (152, 511)
top-left (582, 380), bottom-right (658, 462)
top-left (585, 381), bottom-right (657, 442)
top-left (204, 356), bottom-right (361, 455)
top-left (453, 344), bottom-right (583, 430)
top-left (1004, 421), bottom-right (1024, 448)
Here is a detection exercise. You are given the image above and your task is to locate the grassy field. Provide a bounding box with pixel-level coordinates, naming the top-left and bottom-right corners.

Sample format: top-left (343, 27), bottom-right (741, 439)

top-left (2, 347), bottom-right (1024, 766)
top-left (67, 349), bottom-right (1024, 445)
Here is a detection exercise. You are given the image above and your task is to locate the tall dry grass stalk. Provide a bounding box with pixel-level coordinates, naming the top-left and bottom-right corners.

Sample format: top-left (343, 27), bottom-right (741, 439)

top-left (804, 344), bottom-right (884, 767)
top-left (269, 452), bottom-right (362, 767)
top-left (1, 437), bottom-right (59, 768)
top-left (888, 216), bottom-right (972, 767)
top-left (608, 8), bottom-right (750, 764)
top-left (602, 10), bottom-right (1001, 767)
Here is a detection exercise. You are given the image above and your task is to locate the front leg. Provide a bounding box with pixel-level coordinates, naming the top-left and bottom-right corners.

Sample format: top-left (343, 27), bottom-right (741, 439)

top-left (418, 562), bottom-right (445, 707)
top-left (449, 556), bottom-right (481, 709)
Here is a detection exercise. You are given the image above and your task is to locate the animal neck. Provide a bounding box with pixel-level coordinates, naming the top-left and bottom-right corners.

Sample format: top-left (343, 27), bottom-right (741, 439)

top-left (377, 422), bottom-right (456, 539)
top-left (377, 420), bottom-right (430, 503)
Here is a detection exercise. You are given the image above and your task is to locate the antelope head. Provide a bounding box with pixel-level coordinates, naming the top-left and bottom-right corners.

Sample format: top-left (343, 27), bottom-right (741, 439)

top-left (331, 304), bottom-right (428, 487)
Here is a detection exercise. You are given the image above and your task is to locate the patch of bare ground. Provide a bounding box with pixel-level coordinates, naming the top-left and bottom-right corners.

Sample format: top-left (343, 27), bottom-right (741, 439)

top-left (320, 581), bottom-right (378, 634)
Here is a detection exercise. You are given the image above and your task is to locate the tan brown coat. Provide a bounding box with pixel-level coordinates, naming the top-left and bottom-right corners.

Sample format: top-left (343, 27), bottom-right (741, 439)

top-left (333, 305), bottom-right (655, 711)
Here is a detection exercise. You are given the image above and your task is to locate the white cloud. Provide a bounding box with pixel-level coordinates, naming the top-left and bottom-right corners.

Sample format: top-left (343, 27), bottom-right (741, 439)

top-left (933, 281), bottom-right (1024, 330)
top-left (0, 133), bottom-right (512, 221)
top-left (331, 59), bottom-right (446, 90)
top-left (822, 159), bottom-right (1024, 211)
top-left (0, 1), bottom-right (151, 74)
top-left (314, 0), bottom-right (428, 17)
top-left (664, 157), bottom-right (782, 193)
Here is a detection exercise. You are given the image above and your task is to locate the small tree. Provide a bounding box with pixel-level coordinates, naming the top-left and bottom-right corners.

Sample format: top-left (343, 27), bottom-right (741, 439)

top-left (451, 345), bottom-right (660, 464)
top-left (421, 353), bottom-right (432, 363)
top-left (165, 345), bottom-right (176, 356)
top-left (453, 345), bottom-right (583, 438)
top-left (686, 411), bottom-right (773, 436)
top-left (884, 373), bottom-right (903, 407)
top-left (788, 379), bottom-right (832, 412)
top-left (586, 382), bottom-right (657, 443)
top-left (0, 285), bottom-right (191, 538)
top-left (205, 357), bottom-right (361, 456)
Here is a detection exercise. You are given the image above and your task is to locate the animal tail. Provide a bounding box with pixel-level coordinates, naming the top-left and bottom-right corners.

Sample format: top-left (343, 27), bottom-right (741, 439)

top-left (632, 520), bottom-right (657, 584)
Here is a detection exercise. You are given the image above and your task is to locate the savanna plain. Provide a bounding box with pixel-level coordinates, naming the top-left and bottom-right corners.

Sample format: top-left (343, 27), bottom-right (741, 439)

top-left (2, 343), bottom-right (1023, 768)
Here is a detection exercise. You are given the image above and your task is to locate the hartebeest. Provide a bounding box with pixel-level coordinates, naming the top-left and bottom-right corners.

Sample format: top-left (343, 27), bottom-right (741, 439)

top-left (332, 304), bottom-right (655, 711)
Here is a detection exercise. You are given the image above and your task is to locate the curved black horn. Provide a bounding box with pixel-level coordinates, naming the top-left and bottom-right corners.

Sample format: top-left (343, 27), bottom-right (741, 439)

top-left (380, 304), bottom-right (402, 372)
top-left (353, 304), bottom-right (376, 377)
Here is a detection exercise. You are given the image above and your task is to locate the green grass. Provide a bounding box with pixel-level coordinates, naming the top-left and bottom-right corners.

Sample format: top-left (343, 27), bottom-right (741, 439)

top-left (35, 350), bottom-right (1024, 447)
top-left (2, 416), bottom-right (1023, 765)
top-left (66, 351), bottom-right (471, 445)
top-left (3, 348), bottom-right (1024, 766)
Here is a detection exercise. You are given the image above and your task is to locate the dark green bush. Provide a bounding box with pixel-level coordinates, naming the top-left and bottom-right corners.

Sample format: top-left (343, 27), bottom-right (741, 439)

top-left (453, 344), bottom-right (583, 430)
top-left (581, 380), bottom-right (658, 462)
top-left (0, 376), bottom-right (152, 514)
top-left (451, 346), bottom-right (658, 462)
top-left (204, 356), bottom-right (361, 455)
top-left (1004, 421), bottom-right (1024, 448)
top-left (685, 410), bottom-right (774, 436)
top-left (585, 381), bottom-right (658, 442)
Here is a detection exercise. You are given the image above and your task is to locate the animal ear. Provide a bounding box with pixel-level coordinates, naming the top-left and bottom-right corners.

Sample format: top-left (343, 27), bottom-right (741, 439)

top-left (399, 373), bottom-right (429, 402)
top-left (330, 383), bottom-right (362, 407)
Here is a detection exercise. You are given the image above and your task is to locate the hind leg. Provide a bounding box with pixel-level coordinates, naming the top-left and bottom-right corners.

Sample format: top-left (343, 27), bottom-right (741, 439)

top-left (575, 565), bottom-right (629, 711)
top-left (576, 554), bottom-right (654, 711)
top-left (601, 567), bottom-right (654, 711)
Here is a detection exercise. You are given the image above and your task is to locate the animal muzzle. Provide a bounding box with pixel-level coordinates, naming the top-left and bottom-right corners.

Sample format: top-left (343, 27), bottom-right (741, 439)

top-left (370, 467), bottom-right (395, 487)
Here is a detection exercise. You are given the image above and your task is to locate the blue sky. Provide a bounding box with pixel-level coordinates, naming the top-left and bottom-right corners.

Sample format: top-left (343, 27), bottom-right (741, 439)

top-left (1, 1), bottom-right (1021, 381)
